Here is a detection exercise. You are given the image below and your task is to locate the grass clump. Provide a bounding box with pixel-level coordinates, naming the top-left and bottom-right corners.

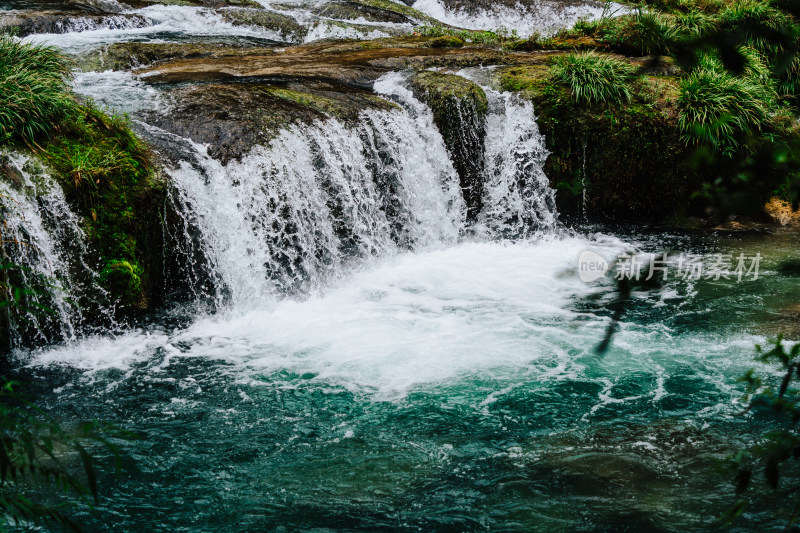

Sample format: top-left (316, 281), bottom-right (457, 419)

top-left (550, 52), bottom-right (639, 105)
top-left (0, 35), bottom-right (76, 144)
top-left (41, 104), bottom-right (157, 311)
top-left (576, 11), bottom-right (679, 55)
top-left (677, 53), bottom-right (777, 154)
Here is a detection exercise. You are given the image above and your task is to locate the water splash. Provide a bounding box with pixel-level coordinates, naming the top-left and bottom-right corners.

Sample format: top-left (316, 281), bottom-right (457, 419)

top-left (160, 93), bottom-right (463, 310)
top-left (23, 5), bottom-right (286, 53)
top-left (0, 153), bottom-right (102, 348)
top-left (411, 0), bottom-right (628, 36)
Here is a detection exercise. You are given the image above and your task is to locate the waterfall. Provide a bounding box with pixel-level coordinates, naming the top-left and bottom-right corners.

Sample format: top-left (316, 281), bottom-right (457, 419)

top-left (0, 153), bottom-right (105, 349)
top-left (456, 69), bottom-right (557, 237)
top-left (410, 0), bottom-right (627, 37)
top-left (159, 80), bottom-right (464, 311)
top-left (1, 68), bottom-right (558, 346)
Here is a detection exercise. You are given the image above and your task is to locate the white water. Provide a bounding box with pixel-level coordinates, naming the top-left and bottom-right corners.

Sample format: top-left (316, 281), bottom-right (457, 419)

top-left (412, 0), bottom-right (628, 36)
top-left (161, 73), bottom-right (465, 309)
top-left (73, 70), bottom-right (163, 114)
top-left (18, 1), bottom-right (418, 51)
top-left (23, 5), bottom-right (287, 53)
top-left (0, 153), bottom-right (100, 347)
top-left (302, 21), bottom-right (393, 42)
top-left (458, 68), bottom-right (557, 236)
top-left (24, 233), bottom-right (763, 409)
top-left (43, 13), bottom-right (150, 34)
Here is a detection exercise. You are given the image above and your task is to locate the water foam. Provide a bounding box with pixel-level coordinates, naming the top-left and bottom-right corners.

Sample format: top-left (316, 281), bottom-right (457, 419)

top-left (412, 0), bottom-right (628, 36)
top-left (23, 5), bottom-right (285, 53)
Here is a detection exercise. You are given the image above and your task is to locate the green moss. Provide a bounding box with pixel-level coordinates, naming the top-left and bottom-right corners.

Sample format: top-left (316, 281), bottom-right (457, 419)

top-left (496, 63), bottom-right (702, 222)
top-left (100, 260), bottom-right (144, 308)
top-left (505, 33), bottom-right (604, 52)
top-left (427, 35), bottom-right (464, 48)
top-left (220, 9), bottom-right (307, 40)
top-left (39, 104), bottom-right (163, 312)
top-left (267, 88), bottom-right (345, 117)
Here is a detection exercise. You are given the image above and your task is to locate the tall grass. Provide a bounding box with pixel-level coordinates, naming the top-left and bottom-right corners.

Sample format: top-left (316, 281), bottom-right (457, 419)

top-left (580, 11), bottom-right (679, 55)
top-left (678, 50), bottom-right (777, 154)
top-left (0, 35), bottom-right (75, 143)
top-left (550, 52), bottom-right (639, 104)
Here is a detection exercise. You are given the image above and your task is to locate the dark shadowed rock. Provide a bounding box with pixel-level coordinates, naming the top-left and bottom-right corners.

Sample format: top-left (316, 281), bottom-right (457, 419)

top-left (409, 70), bottom-right (487, 220)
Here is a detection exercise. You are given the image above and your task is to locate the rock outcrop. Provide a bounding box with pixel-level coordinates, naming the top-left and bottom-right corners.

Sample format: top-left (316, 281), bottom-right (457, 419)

top-left (409, 70), bottom-right (487, 220)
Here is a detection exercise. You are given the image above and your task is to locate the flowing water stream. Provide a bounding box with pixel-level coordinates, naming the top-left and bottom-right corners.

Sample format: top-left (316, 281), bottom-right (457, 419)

top-left (2, 4), bottom-right (800, 531)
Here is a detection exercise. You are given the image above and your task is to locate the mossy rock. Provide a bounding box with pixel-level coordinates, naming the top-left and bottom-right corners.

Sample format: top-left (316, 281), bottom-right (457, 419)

top-left (409, 70), bottom-right (488, 220)
top-left (351, 0), bottom-right (441, 24)
top-left (39, 105), bottom-right (167, 314)
top-left (75, 41), bottom-right (270, 72)
top-left (496, 63), bottom-right (704, 223)
top-left (146, 81), bottom-right (399, 163)
top-left (315, 1), bottom-right (414, 23)
top-left (427, 35), bottom-right (465, 48)
top-left (220, 8), bottom-right (308, 41)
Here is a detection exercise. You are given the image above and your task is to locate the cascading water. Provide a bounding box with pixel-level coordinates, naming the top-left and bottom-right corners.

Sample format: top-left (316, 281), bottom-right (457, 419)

top-left (0, 62), bottom-right (558, 345)
top-left (411, 0), bottom-right (628, 36)
top-left (457, 68), bottom-right (558, 237)
top-left (4, 4), bottom-right (797, 528)
top-left (160, 75), bottom-right (466, 310)
top-left (0, 153), bottom-right (105, 349)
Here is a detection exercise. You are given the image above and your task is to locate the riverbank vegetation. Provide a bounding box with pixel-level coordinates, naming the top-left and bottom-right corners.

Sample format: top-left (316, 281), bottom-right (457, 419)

top-left (0, 35), bottom-right (163, 314)
top-left (483, 0), bottom-right (800, 223)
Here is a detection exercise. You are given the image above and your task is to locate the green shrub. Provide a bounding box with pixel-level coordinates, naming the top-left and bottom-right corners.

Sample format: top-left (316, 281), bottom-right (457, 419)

top-left (677, 53), bottom-right (777, 154)
top-left (586, 12), bottom-right (679, 55)
top-left (0, 35), bottom-right (75, 143)
top-left (673, 10), bottom-right (719, 36)
top-left (550, 52), bottom-right (639, 104)
top-left (720, 0), bottom-right (795, 53)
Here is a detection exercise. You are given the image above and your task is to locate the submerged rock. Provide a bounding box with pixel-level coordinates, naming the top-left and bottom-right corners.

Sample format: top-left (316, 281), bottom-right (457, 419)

top-left (410, 70), bottom-right (487, 220)
top-left (765, 197), bottom-right (800, 226)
